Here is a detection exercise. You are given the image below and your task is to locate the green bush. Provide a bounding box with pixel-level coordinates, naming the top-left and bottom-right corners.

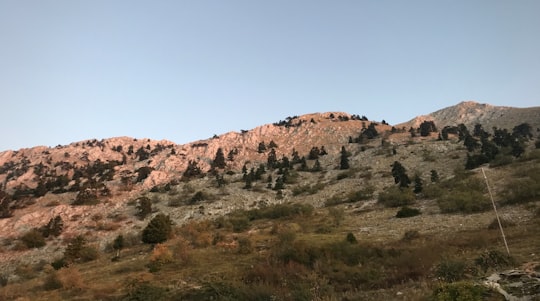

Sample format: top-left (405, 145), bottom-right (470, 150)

top-left (402, 230), bottom-right (421, 241)
top-left (20, 228), bottom-right (46, 248)
top-left (474, 250), bottom-right (514, 273)
top-left (435, 259), bottom-right (468, 282)
top-left (432, 281), bottom-right (487, 301)
top-left (229, 216), bottom-right (250, 232)
top-left (125, 281), bottom-right (168, 301)
top-left (437, 190), bottom-right (490, 213)
top-left (346, 186), bottom-right (375, 202)
top-left (502, 168), bottom-right (540, 204)
top-left (43, 270), bottom-right (63, 291)
top-left (346, 232), bottom-right (358, 244)
top-left (395, 206), bottom-right (421, 218)
top-left (377, 186), bottom-right (415, 207)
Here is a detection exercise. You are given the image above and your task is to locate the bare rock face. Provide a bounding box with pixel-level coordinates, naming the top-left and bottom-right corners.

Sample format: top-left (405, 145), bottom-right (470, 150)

top-left (398, 101), bottom-right (540, 131)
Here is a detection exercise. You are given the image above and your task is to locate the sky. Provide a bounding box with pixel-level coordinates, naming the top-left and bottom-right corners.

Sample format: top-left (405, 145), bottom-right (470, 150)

top-left (1, 1), bottom-right (539, 151)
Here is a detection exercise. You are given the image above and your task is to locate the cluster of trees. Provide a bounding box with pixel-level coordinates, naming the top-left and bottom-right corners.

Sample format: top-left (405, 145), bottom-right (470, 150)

top-left (457, 123), bottom-right (533, 169)
top-left (349, 123), bottom-right (379, 143)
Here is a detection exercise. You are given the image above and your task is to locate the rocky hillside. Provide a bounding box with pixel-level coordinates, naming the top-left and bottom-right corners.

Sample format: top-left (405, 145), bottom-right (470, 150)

top-left (0, 101), bottom-right (539, 300)
top-left (398, 101), bottom-right (540, 131)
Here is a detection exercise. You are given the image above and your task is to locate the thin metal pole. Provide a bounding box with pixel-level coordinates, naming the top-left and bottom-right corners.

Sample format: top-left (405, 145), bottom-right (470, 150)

top-left (481, 168), bottom-right (510, 255)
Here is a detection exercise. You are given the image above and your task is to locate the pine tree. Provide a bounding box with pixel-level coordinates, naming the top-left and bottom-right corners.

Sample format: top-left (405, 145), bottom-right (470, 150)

top-left (391, 161), bottom-right (410, 188)
top-left (340, 146), bottom-right (350, 170)
top-left (267, 148), bottom-right (277, 169)
top-left (113, 234), bottom-right (124, 257)
top-left (142, 214), bottom-right (173, 244)
top-left (64, 235), bottom-right (86, 263)
top-left (211, 148), bottom-right (226, 169)
top-left (258, 142), bottom-right (267, 153)
top-left (136, 196), bottom-right (152, 219)
top-left (413, 174), bottom-right (423, 193)
top-left (430, 170), bottom-right (439, 183)
top-left (312, 159), bottom-right (322, 172)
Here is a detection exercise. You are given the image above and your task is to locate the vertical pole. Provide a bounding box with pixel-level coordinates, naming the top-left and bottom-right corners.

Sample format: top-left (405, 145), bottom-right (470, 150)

top-left (481, 168), bottom-right (510, 255)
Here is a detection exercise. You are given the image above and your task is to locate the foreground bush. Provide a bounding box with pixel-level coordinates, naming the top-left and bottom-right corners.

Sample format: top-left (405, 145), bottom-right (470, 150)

top-left (437, 190), bottom-right (490, 213)
top-left (395, 206), bottom-right (421, 218)
top-left (378, 186), bottom-right (415, 207)
top-left (432, 281), bottom-right (487, 301)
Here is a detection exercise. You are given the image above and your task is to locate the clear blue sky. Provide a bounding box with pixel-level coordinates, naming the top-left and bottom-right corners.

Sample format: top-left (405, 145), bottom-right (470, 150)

top-left (1, 1), bottom-right (539, 151)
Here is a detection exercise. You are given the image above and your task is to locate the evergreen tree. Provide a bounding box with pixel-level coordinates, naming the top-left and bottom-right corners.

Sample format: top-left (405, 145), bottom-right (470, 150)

top-left (291, 149), bottom-right (301, 164)
top-left (273, 176), bottom-right (284, 190)
top-left (268, 140), bottom-right (278, 148)
top-left (0, 191), bottom-right (13, 219)
top-left (281, 156), bottom-right (290, 169)
top-left (430, 170), bottom-right (439, 183)
top-left (183, 160), bottom-right (202, 179)
top-left (409, 127), bottom-right (417, 138)
top-left (41, 216), bottom-right (63, 238)
top-left (64, 235), bottom-right (86, 263)
top-left (391, 161), bottom-right (410, 188)
top-left (211, 148), bottom-right (226, 169)
top-left (136, 196), bottom-right (152, 219)
top-left (312, 159), bottom-right (322, 172)
top-left (419, 121), bottom-right (437, 137)
top-left (113, 234), bottom-right (124, 257)
top-left (142, 214), bottom-right (173, 244)
top-left (512, 123), bottom-right (533, 140)
top-left (413, 174), bottom-right (423, 194)
top-left (258, 141), bottom-right (267, 153)
top-left (298, 156), bottom-right (308, 171)
top-left (308, 147), bottom-right (320, 160)
top-left (340, 146), bottom-right (350, 170)
top-left (267, 148), bottom-right (278, 169)
top-left (463, 135), bottom-right (480, 152)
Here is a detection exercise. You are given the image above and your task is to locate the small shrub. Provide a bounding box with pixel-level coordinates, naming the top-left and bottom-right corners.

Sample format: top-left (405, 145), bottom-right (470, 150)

top-left (378, 186), bottom-right (415, 207)
top-left (345, 232), bottom-right (358, 244)
top-left (43, 269), bottom-right (63, 291)
top-left (489, 154), bottom-right (514, 167)
top-left (148, 243), bottom-right (173, 272)
top-left (402, 230), bottom-right (421, 241)
top-left (79, 245), bottom-right (100, 262)
top-left (346, 186), bottom-right (375, 203)
top-left (432, 281), bottom-right (487, 301)
top-left (437, 190), bottom-right (490, 213)
top-left (435, 259), bottom-right (468, 282)
top-left (396, 206), bottom-right (421, 218)
top-left (474, 250), bottom-right (514, 273)
top-left (237, 237), bottom-right (253, 254)
top-left (56, 266), bottom-right (85, 290)
top-left (229, 216), bottom-right (250, 232)
top-left (20, 228), bottom-right (46, 248)
top-left (125, 281), bottom-right (168, 301)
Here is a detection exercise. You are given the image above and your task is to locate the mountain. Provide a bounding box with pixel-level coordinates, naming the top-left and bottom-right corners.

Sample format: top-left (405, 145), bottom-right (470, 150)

top-left (0, 102), bottom-right (539, 300)
top-left (398, 100), bottom-right (540, 131)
